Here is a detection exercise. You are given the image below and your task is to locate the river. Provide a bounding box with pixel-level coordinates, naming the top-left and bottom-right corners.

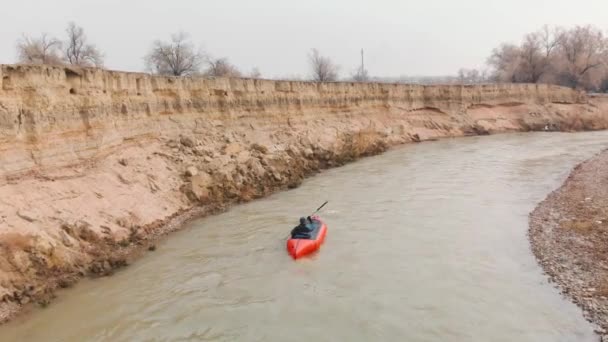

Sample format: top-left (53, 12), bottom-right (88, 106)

top-left (2, 132), bottom-right (608, 342)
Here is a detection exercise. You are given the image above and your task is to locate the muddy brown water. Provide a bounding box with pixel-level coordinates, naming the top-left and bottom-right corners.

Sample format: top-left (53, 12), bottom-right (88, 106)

top-left (3, 132), bottom-right (608, 342)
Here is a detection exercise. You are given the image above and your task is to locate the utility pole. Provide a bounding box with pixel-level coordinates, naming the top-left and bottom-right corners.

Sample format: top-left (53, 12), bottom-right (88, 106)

top-left (361, 49), bottom-right (364, 74)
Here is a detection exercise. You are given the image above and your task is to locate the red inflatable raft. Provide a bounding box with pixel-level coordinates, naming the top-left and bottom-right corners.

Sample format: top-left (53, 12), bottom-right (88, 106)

top-left (286, 215), bottom-right (327, 259)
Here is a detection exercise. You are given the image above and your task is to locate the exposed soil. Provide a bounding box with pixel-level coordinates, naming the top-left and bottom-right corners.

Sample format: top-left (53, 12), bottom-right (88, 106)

top-left (0, 131), bottom-right (390, 323)
top-left (1, 64), bottom-right (608, 325)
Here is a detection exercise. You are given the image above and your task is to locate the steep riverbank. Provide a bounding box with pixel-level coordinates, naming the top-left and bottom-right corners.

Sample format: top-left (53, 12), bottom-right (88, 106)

top-left (1, 64), bottom-right (608, 323)
top-left (530, 146), bottom-right (608, 339)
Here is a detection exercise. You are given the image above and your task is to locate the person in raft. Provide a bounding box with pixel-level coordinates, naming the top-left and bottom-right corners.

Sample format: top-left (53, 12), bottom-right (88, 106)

top-left (291, 217), bottom-right (314, 239)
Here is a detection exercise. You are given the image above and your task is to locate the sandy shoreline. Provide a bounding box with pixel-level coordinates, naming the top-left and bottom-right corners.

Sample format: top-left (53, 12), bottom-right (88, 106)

top-left (530, 148), bottom-right (608, 339)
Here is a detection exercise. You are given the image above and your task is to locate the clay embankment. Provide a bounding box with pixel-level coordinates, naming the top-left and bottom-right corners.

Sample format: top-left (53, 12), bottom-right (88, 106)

top-left (530, 138), bottom-right (608, 339)
top-left (0, 64), bottom-right (607, 322)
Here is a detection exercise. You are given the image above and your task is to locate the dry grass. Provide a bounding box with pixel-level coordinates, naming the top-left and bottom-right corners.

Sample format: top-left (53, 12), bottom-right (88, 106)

top-left (597, 282), bottom-right (608, 297)
top-left (352, 131), bottom-right (387, 157)
top-left (561, 220), bottom-right (595, 234)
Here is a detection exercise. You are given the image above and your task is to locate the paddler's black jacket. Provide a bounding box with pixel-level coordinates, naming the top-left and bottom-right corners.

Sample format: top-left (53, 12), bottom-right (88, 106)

top-left (291, 217), bottom-right (314, 238)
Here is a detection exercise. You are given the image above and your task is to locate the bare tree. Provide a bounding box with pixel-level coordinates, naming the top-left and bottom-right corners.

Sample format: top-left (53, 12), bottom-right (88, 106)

top-left (352, 65), bottom-right (369, 82)
top-left (309, 49), bottom-right (339, 82)
top-left (485, 24), bottom-right (608, 90)
top-left (248, 67), bottom-right (262, 78)
top-left (600, 76), bottom-right (608, 93)
top-left (540, 25), bottom-right (562, 58)
top-left (457, 68), bottom-right (468, 83)
top-left (487, 34), bottom-right (548, 83)
top-left (518, 32), bottom-right (548, 83)
top-left (16, 33), bottom-right (63, 65)
top-left (487, 43), bottom-right (523, 82)
top-left (64, 22), bottom-right (104, 67)
top-left (556, 25), bottom-right (608, 88)
top-left (204, 57), bottom-right (242, 77)
top-left (457, 68), bottom-right (485, 84)
top-left (145, 32), bottom-right (204, 76)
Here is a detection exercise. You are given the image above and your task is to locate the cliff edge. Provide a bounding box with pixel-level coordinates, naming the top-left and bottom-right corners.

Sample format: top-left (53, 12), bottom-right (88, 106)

top-left (0, 64), bottom-right (607, 322)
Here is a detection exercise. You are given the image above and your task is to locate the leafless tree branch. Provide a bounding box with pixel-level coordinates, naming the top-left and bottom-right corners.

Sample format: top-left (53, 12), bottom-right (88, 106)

top-left (16, 33), bottom-right (63, 65)
top-left (144, 31), bottom-right (204, 76)
top-left (64, 22), bottom-right (104, 67)
top-left (309, 49), bottom-right (339, 82)
top-left (204, 57), bottom-right (242, 78)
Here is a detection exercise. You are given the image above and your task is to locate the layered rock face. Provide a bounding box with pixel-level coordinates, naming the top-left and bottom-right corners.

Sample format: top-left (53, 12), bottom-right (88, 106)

top-left (0, 64), bottom-right (606, 321)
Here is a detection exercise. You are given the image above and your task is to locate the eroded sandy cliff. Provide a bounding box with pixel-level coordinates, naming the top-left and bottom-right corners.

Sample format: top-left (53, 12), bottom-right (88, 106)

top-left (0, 64), bottom-right (606, 321)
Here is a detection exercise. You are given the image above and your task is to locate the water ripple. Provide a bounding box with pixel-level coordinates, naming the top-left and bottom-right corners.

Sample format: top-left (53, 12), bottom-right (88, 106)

top-left (3, 132), bottom-right (608, 341)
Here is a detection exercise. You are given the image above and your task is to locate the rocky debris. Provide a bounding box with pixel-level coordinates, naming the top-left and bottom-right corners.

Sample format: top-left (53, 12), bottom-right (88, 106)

top-left (259, 157), bottom-right (269, 167)
top-left (464, 124), bottom-right (490, 136)
top-left (235, 151), bottom-right (251, 164)
top-left (118, 158), bottom-right (128, 166)
top-left (185, 166), bottom-right (198, 177)
top-left (117, 173), bottom-right (132, 185)
top-left (100, 226), bottom-right (112, 235)
top-left (270, 168), bottom-right (282, 182)
top-left (286, 145), bottom-right (301, 157)
top-left (246, 159), bottom-right (266, 179)
top-left (180, 136), bottom-right (195, 148)
top-left (185, 171), bottom-right (213, 203)
top-left (16, 210), bottom-right (37, 222)
top-left (61, 221), bottom-right (98, 243)
top-left (59, 230), bottom-right (74, 247)
top-left (223, 143), bottom-right (242, 156)
top-left (193, 146), bottom-right (214, 157)
top-left (115, 217), bottom-right (129, 229)
top-left (530, 149), bottom-right (608, 339)
top-left (89, 258), bottom-right (127, 276)
top-left (251, 143), bottom-right (269, 154)
top-left (147, 175), bottom-right (160, 193)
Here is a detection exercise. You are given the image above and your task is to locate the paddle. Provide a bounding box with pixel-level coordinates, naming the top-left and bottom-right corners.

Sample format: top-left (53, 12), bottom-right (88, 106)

top-left (310, 201), bottom-right (329, 217)
top-left (285, 201), bottom-right (329, 239)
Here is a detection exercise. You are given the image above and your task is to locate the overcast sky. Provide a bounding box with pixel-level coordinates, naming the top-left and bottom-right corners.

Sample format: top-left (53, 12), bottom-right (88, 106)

top-left (1, 0), bottom-right (606, 78)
